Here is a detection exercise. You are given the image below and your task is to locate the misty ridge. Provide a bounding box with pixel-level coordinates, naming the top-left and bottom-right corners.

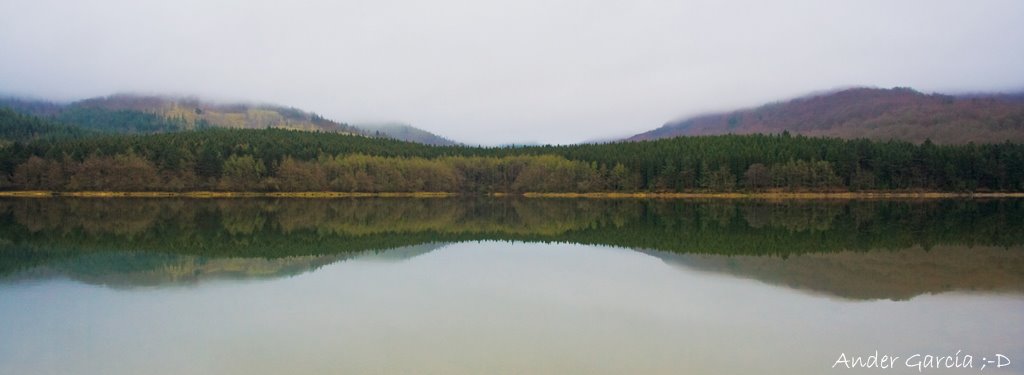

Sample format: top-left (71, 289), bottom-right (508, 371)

top-left (0, 94), bottom-right (457, 146)
top-left (631, 87), bottom-right (1024, 144)
top-left (0, 0), bottom-right (1023, 195)
top-left (3, 0), bottom-right (1023, 146)
top-left (4, 86), bottom-right (1024, 146)
top-left (2, 3), bottom-right (1024, 374)
top-left (3, 86), bottom-right (1024, 194)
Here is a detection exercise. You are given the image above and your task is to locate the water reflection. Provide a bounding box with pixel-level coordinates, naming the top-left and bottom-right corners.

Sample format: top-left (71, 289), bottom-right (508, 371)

top-left (646, 246), bottom-right (1024, 300)
top-left (1, 241), bottom-right (1021, 375)
top-left (4, 243), bottom-right (448, 288)
top-left (1, 198), bottom-right (1021, 300)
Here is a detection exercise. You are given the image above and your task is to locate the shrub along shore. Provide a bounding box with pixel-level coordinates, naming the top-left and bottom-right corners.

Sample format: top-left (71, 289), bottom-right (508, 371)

top-left (1, 191), bottom-right (1022, 199)
top-left (2, 127), bottom-right (1023, 194)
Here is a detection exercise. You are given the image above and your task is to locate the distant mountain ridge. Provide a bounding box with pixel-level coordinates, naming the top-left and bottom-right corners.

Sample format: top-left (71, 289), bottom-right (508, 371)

top-left (0, 94), bottom-right (457, 145)
top-left (628, 87), bottom-right (1024, 144)
top-left (355, 123), bottom-right (458, 146)
top-left (74, 94), bottom-right (362, 133)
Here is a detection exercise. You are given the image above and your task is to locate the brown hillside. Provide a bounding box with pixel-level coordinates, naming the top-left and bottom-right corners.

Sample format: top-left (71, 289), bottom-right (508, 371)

top-left (629, 87), bottom-right (1024, 144)
top-left (74, 94), bottom-right (362, 134)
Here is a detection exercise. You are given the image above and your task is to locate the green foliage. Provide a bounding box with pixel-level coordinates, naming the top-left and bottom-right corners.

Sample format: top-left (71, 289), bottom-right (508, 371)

top-left (701, 165), bottom-right (737, 192)
top-left (0, 107), bottom-right (90, 142)
top-left (66, 154), bottom-right (160, 191)
top-left (0, 124), bottom-right (1022, 192)
top-left (219, 154), bottom-right (265, 190)
top-left (765, 160), bottom-right (842, 191)
top-left (55, 107), bottom-right (186, 133)
top-left (743, 163), bottom-right (770, 189)
top-left (12, 156), bottom-right (64, 190)
top-left (356, 123), bottom-right (458, 146)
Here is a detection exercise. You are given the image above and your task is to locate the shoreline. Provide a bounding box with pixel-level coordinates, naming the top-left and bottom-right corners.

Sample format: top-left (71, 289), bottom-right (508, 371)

top-left (0, 191), bottom-right (457, 198)
top-left (0, 191), bottom-right (1022, 199)
top-left (519, 192), bottom-right (1024, 199)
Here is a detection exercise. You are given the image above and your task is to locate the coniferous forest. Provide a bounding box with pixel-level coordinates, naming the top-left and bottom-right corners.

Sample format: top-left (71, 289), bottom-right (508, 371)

top-left (1, 106), bottom-right (1023, 193)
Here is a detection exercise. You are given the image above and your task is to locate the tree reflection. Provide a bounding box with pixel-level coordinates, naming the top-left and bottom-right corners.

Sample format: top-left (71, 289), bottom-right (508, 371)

top-left (1, 198), bottom-right (1022, 283)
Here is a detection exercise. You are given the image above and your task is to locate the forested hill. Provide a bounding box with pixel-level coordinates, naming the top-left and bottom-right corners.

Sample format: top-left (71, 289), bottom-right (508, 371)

top-left (354, 123), bottom-right (458, 146)
top-left (0, 95), bottom-right (357, 134)
top-left (72, 94), bottom-right (362, 133)
top-left (0, 108), bottom-right (91, 143)
top-left (628, 87), bottom-right (1024, 144)
top-left (0, 94), bottom-right (456, 145)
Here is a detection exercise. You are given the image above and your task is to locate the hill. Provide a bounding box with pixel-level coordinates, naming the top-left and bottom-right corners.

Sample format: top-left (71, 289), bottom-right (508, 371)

top-left (648, 245), bottom-right (1024, 301)
top-left (0, 108), bottom-right (91, 143)
top-left (628, 87), bottom-right (1024, 144)
top-left (354, 123), bottom-right (458, 146)
top-left (0, 94), bottom-right (458, 145)
top-left (69, 94), bottom-right (362, 133)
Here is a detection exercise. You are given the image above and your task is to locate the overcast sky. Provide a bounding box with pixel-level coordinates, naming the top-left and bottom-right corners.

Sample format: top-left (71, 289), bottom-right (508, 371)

top-left (1, 0), bottom-right (1023, 144)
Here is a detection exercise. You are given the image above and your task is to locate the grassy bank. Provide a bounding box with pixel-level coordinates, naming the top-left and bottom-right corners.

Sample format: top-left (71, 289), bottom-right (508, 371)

top-left (519, 192), bottom-right (1024, 199)
top-left (1, 190), bottom-right (1023, 199)
top-left (0, 191), bottom-right (456, 198)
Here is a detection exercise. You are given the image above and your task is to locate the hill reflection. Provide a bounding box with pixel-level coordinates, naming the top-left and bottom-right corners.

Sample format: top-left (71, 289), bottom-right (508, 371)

top-left (1, 198), bottom-right (1021, 299)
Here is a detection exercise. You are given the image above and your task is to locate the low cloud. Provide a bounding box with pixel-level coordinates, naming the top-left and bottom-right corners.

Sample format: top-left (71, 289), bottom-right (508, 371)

top-left (2, 0), bottom-right (1023, 144)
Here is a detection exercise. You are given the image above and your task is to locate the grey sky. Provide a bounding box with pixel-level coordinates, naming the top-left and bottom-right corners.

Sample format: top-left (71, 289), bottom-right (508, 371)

top-left (1, 0), bottom-right (1023, 145)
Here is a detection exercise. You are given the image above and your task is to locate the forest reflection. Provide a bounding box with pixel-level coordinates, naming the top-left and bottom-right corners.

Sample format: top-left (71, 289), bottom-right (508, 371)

top-left (1, 197), bottom-right (1022, 299)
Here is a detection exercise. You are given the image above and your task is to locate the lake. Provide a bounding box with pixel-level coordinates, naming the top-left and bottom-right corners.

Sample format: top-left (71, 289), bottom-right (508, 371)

top-left (0, 198), bottom-right (1021, 374)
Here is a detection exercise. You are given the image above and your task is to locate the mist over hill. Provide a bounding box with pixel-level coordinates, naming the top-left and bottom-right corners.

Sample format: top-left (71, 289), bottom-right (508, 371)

top-left (629, 87), bottom-right (1024, 144)
top-left (0, 94), bottom-right (457, 145)
top-left (6, 87), bottom-right (1024, 146)
top-left (354, 123), bottom-right (458, 146)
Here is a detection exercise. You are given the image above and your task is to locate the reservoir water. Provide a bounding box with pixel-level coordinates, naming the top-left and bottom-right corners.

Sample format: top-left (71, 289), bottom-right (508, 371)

top-left (1, 198), bottom-right (1021, 374)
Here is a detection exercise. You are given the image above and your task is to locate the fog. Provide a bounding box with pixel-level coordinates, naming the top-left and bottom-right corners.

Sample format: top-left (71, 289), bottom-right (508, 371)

top-left (1, 0), bottom-right (1022, 144)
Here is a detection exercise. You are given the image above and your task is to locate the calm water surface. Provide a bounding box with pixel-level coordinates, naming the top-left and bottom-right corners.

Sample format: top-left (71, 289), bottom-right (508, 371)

top-left (0, 198), bottom-right (1021, 374)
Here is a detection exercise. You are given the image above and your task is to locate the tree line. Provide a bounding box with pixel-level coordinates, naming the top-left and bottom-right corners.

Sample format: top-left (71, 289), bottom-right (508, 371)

top-left (1, 120), bottom-right (1023, 192)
